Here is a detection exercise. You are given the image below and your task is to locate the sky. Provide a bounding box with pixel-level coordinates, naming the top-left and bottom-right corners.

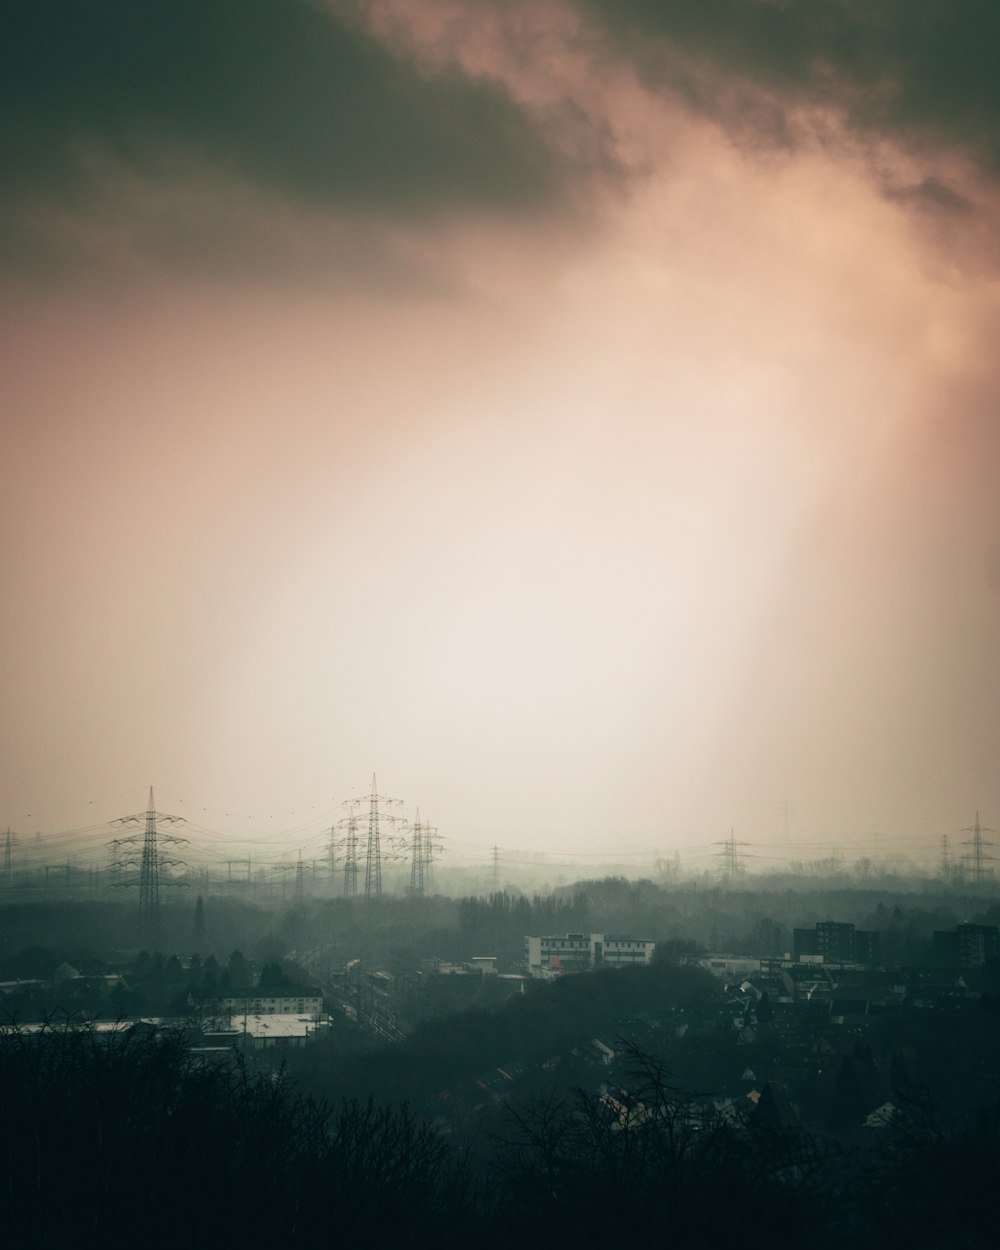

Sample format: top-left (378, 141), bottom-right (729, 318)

top-left (2, 0), bottom-right (1000, 871)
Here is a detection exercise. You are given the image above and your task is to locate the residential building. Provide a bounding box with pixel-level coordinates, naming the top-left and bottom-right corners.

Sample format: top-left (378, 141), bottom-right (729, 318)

top-left (933, 923), bottom-right (1000, 967)
top-left (792, 922), bottom-right (881, 965)
top-left (221, 989), bottom-right (322, 1016)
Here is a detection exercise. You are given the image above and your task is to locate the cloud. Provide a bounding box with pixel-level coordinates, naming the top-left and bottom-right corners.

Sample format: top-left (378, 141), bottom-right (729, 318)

top-left (578, 0), bottom-right (1000, 177)
top-left (0, 0), bottom-right (572, 276)
top-left (9, 1), bottom-right (995, 282)
top-left (884, 175), bottom-right (973, 214)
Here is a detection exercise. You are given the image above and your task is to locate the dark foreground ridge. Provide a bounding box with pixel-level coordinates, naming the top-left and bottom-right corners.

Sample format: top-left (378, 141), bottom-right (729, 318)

top-left (2, 1021), bottom-right (998, 1250)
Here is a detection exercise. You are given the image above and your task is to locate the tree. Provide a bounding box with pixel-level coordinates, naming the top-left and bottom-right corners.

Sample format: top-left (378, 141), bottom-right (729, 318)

top-left (258, 961), bottom-right (298, 991)
top-left (225, 949), bottom-right (252, 992)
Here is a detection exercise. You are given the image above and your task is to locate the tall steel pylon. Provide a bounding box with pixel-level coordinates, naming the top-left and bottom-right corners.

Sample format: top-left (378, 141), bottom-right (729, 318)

top-left (330, 802), bottom-right (364, 898)
top-left (139, 792), bottom-right (161, 920)
top-left (344, 811), bottom-right (360, 898)
top-left (962, 811), bottom-right (995, 884)
top-left (333, 779), bottom-right (422, 898)
top-left (2, 828), bottom-right (14, 887)
top-left (109, 787), bottom-right (187, 935)
top-left (294, 850), bottom-right (305, 907)
top-left (406, 809), bottom-right (442, 899)
top-left (715, 829), bottom-right (750, 881)
top-left (339, 775), bottom-right (405, 901)
top-left (366, 775), bottom-right (382, 900)
top-left (939, 833), bottom-right (952, 881)
top-left (409, 809), bottom-right (424, 897)
top-left (326, 822), bottom-right (338, 885)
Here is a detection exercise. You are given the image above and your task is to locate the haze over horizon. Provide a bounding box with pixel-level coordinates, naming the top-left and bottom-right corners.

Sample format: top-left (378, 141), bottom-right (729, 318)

top-left (3, 2), bottom-right (999, 860)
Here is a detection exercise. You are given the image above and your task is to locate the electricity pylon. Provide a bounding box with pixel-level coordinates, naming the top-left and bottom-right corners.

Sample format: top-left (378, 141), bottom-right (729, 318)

top-left (109, 787), bottom-right (187, 936)
top-left (490, 844), bottom-right (501, 895)
top-left (715, 829), bottom-right (751, 882)
top-left (2, 828), bottom-right (15, 887)
top-left (330, 803), bottom-right (362, 898)
top-left (354, 774), bottom-right (405, 901)
top-left (939, 833), bottom-right (952, 882)
top-left (406, 809), bottom-right (443, 899)
top-left (366, 775), bottom-right (382, 900)
top-left (962, 811), bottom-right (995, 884)
top-left (294, 850), bottom-right (305, 908)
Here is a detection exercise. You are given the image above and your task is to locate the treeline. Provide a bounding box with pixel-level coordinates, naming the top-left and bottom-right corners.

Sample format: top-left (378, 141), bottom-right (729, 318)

top-left (555, 877), bottom-right (1000, 964)
top-left (0, 944), bottom-right (312, 1021)
top-left (2, 1023), bottom-right (998, 1249)
top-left (458, 889), bottom-right (591, 962)
top-left (457, 876), bottom-right (1000, 967)
top-left (2, 881), bottom-right (997, 982)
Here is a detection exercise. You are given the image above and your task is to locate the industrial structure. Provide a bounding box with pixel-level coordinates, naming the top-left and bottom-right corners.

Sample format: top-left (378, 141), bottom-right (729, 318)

top-left (329, 775), bottom-right (412, 900)
top-left (108, 787), bottom-right (187, 935)
top-left (716, 829), bottom-right (750, 881)
top-left (406, 808), bottom-right (441, 898)
top-left (1, 828), bottom-right (13, 887)
top-left (962, 811), bottom-right (995, 883)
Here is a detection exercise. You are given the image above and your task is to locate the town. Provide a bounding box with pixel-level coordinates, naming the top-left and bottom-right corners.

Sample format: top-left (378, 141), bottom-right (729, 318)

top-left (4, 867), bottom-right (999, 1246)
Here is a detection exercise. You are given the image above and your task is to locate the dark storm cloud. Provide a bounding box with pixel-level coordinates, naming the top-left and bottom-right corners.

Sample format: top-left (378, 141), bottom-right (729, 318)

top-left (0, 0), bottom-right (558, 217)
top-left (580, 0), bottom-right (1000, 176)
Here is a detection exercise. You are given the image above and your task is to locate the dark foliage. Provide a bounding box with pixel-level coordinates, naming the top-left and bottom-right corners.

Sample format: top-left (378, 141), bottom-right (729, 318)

top-left (3, 1024), bottom-right (999, 1249)
top-left (0, 1021), bottom-right (474, 1250)
top-left (493, 1041), bottom-right (844, 1248)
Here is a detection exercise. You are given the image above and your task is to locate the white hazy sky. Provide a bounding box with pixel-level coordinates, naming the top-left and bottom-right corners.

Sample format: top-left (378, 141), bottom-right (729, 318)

top-left (2, 1), bottom-right (999, 867)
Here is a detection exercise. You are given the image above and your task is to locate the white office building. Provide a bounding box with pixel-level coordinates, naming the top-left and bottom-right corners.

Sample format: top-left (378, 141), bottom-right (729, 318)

top-left (525, 932), bottom-right (656, 978)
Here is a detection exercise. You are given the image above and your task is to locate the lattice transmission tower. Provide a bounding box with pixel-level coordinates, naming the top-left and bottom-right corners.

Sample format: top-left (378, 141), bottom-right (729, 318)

top-left (715, 829), bottom-right (751, 882)
top-left (364, 775), bottom-right (385, 900)
top-left (962, 811), bottom-right (995, 884)
top-left (330, 777), bottom-right (406, 900)
top-left (2, 828), bottom-right (15, 887)
top-left (939, 833), bottom-right (952, 882)
top-left (109, 787), bottom-right (187, 935)
top-left (359, 774), bottom-right (407, 900)
top-left (294, 850), bottom-right (305, 908)
top-left (406, 809), bottom-right (442, 899)
top-left (330, 804), bottom-right (362, 898)
top-left (490, 843), bottom-right (501, 895)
